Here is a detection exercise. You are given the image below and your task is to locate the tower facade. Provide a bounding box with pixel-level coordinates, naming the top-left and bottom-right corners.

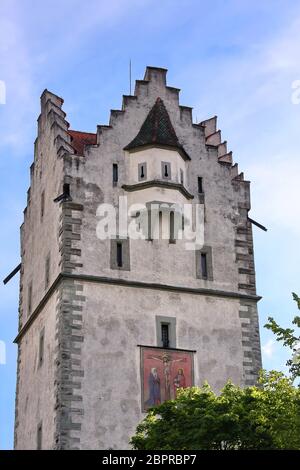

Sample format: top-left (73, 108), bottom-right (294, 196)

top-left (14, 66), bottom-right (262, 450)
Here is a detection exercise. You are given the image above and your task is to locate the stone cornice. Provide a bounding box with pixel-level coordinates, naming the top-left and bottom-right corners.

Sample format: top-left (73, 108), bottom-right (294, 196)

top-left (14, 272), bottom-right (261, 344)
top-left (122, 180), bottom-right (194, 200)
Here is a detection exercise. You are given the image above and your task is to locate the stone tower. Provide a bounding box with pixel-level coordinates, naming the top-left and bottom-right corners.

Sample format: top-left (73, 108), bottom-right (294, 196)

top-left (14, 66), bottom-right (262, 450)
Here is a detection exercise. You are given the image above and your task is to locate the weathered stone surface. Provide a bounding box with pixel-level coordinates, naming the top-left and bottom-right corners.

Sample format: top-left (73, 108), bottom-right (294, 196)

top-left (15, 67), bottom-right (262, 450)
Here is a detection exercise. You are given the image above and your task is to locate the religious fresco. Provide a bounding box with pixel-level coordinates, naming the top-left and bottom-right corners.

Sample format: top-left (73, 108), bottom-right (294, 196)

top-left (140, 347), bottom-right (194, 411)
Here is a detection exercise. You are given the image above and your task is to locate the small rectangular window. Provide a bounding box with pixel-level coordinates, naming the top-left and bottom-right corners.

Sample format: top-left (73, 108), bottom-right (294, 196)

top-left (28, 282), bottom-right (32, 317)
top-left (111, 239), bottom-right (130, 271)
top-left (138, 162), bottom-right (147, 181)
top-left (180, 169), bottom-right (184, 185)
top-left (39, 329), bottom-right (45, 368)
top-left (117, 242), bottom-right (123, 267)
top-left (63, 183), bottom-right (70, 198)
top-left (113, 164), bottom-right (118, 185)
top-left (196, 247), bottom-right (213, 281)
top-left (198, 177), bottom-right (203, 194)
top-left (169, 211), bottom-right (175, 243)
top-left (41, 191), bottom-right (45, 221)
top-left (161, 324), bottom-right (170, 348)
top-left (37, 422), bottom-right (42, 450)
top-left (162, 162), bottom-right (171, 180)
top-left (45, 255), bottom-right (50, 289)
top-left (201, 253), bottom-right (208, 279)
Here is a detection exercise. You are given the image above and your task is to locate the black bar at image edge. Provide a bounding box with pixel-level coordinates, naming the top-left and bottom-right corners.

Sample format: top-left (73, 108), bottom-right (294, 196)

top-left (0, 450), bottom-right (298, 466)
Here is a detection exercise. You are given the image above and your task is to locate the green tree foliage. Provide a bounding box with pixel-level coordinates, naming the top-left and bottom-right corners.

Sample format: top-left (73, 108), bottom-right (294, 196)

top-left (131, 371), bottom-right (300, 450)
top-left (265, 293), bottom-right (300, 380)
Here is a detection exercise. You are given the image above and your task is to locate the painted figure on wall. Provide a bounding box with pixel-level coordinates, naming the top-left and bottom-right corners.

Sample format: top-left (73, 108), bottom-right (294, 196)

top-left (145, 368), bottom-right (161, 406)
top-left (173, 368), bottom-right (186, 397)
top-left (141, 347), bottom-right (194, 410)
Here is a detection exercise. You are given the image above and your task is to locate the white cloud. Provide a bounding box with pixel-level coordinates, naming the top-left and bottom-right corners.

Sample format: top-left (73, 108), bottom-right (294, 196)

top-left (176, 11), bottom-right (300, 237)
top-left (0, 2), bottom-right (36, 155)
top-left (248, 155), bottom-right (300, 236)
top-left (262, 339), bottom-right (276, 359)
top-left (0, 0), bottom-right (150, 156)
top-left (182, 8), bottom-right (300, 127)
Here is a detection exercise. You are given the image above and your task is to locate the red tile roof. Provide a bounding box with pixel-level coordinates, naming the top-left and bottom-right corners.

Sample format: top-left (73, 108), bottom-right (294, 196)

top-left (68, 130), bottom-right (97, 155)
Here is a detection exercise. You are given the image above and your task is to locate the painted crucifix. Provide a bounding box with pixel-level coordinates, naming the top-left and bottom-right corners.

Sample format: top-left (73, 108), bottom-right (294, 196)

top-left (148, 352), bottom-right (187, 401)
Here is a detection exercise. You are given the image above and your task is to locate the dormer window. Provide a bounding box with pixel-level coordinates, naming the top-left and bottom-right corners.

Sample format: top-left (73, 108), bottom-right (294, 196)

top-left (138, 162), bottom-right (147, 181)
top-left (162, 162), bottom-right (171, 180)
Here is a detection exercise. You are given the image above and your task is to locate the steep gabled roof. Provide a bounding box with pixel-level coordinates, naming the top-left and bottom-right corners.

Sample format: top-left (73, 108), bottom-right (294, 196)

top-left (68, 130), bottom-right (97, 155)
top-left (124, 97), bottom-right (190, 160)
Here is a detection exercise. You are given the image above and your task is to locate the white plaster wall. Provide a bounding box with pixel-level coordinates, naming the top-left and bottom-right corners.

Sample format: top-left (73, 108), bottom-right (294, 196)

top-left (15, 292), bottom-right (58, 449)
top-left (79, 282), bottom-right (244, 450)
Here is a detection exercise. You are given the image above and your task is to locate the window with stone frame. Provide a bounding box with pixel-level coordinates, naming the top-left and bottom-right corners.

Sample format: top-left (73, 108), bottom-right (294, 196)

top-left (138, 162), bottom-right (147, 181)
top-left (161, 161), bottom-right (171, 180)
top-left (196, 246), bottom-right (213, 281)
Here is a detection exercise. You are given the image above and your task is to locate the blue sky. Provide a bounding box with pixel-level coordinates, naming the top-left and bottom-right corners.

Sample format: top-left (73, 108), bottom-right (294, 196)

top-left (0, 0), bottom-right (300, 450)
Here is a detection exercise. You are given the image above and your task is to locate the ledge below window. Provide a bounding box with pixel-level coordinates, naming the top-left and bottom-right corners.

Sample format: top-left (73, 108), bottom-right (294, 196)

top-left (122, 180), bottom-right (194, 200)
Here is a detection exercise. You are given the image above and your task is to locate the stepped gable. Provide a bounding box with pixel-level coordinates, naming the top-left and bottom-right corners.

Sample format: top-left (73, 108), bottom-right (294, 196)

top-left (200, 115), bottom-right (233, 165)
